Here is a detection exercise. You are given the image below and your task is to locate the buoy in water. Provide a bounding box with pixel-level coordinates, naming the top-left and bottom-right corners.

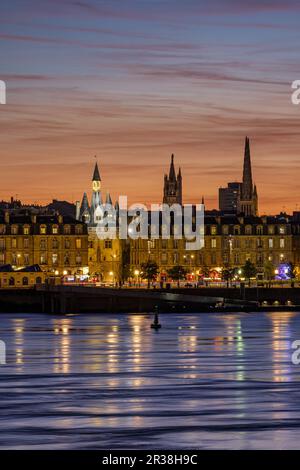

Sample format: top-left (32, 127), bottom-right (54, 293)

top-left (151, 312), bottom-right (161, 329)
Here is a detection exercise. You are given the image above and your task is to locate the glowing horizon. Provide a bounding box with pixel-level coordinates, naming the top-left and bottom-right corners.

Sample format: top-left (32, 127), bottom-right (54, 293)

top-left (1, 0), bottom-right (300, 214)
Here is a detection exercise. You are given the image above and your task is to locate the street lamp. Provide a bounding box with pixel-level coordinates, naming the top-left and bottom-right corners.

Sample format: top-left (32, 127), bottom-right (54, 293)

top-left (110, 253), bottom-right (120, 286)
top-left (134, 269), bottom-right (140, 287)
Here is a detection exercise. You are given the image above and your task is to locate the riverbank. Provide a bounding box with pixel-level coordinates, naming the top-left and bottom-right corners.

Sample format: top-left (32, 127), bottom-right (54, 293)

top-left (0, 285), bottom-right (299, 314)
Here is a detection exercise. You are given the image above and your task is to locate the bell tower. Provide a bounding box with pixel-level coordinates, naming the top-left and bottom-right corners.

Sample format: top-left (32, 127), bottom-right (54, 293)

top-left (92, 161), bottom-right (101, 192)
top-left (163, 154), bottom-right (182, 205)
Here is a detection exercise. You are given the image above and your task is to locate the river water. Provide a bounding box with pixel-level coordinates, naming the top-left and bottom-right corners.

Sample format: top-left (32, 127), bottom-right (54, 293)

top-left (0, 311), bottom-right (300, 449)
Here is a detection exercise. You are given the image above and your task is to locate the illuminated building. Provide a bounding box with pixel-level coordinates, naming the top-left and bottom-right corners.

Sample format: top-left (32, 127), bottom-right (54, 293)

top-left (77, 162), bottom-right (124, 284)
top-left (0, 212), bottom-right (88, 281)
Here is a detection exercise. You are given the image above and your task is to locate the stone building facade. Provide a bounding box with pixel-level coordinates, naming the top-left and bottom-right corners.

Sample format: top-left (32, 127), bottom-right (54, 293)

top-left (129, 214), bottom-right (295, 282)
top-left (0, 212), bottom-right (88, 277)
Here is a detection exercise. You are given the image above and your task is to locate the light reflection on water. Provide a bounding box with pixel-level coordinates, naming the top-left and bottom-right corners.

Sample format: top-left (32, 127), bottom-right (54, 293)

top-left (1, 311), bottom-right (300, 449)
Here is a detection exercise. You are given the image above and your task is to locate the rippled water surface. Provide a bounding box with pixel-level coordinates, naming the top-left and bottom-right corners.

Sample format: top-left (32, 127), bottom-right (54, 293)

top-left (1, 311), bottom-right (300, 449)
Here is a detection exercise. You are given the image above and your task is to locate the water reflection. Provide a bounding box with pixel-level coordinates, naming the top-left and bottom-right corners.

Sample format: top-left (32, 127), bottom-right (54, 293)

top-left (270, 312), bottom-right (294, 382)
top-left (12, 318), bottom-right (25, 370)
top-left (53, 318), bottom-right (71, 374)
top-left (2, 312), bottom-right (300, 450)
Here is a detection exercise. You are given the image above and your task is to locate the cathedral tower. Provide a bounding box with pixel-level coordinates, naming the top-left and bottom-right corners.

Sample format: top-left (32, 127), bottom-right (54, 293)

top-left (163, 154), bottom-right (182, 205)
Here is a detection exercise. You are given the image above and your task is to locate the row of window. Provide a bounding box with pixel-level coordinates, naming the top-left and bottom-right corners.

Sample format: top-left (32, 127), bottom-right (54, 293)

top-left (1, 276), bottom-right (43, 286)
top-left (133, 237), bottom-right (288, 251)
top-left (208, 225), bottom-right (287, 235)
top-left (132, 235), bottom-right (290, 250)
top-left (0, 238), bottom-right (83, 249)
top-left (0, 253), bottom-right (83, 266)
top-left (0, 224), bottom-right (84, 235)
top-left (132, 252), bottom-right (287, 266)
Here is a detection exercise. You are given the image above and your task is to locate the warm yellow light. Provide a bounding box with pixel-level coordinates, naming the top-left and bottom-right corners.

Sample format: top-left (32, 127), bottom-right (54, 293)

top-left (134, 270), bottom-right (140, 276)
top-left (109, 271), bottom-right (114, 276)
top-left (55, 270), bottom-right (59, 275)
top-left (63, 270), bottom-right (67, 275)
top-left (191, 255), bottom-right (194, 259)
top-left (17, 254), bottom-right (21, 258)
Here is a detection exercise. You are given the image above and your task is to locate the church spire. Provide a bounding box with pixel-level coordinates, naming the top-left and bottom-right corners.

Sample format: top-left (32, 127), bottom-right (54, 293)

top-left (238, 136), bottom-right (258, 216)
top-left (242, 136), bottom-right (253, 199)
top-left (169, 154), bottom-right (176, 180)
top-left (92, 160), bottom-right (101, 182)
top-left (105, 191), bottom-right (112, 205)
top-left (92, 159), bottom-right (101, 193)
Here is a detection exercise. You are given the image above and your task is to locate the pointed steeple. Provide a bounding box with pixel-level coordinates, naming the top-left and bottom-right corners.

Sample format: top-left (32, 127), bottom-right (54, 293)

top-left (92, 161), bottom-right (101, 182)
top-left (105, 191), bottom-right (112, 205)
top-left (178, 167), bottom-right (182, 179)
top-left (237, 136), bottom-right (258, 216)
top-left (79, 192), bottom-right (90, 223)
top-left (169, 154), bottom-right (176, 180)
top-left (242, 136), bottom-right (253, 199)
top-left (201, 195), bottom-right (205, 205)
top-left (80, 192), bottom-right (89, 212)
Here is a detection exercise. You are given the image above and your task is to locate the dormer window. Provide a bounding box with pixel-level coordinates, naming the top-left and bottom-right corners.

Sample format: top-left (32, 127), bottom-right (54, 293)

top-left (279, 226), bottom-right (286, 235)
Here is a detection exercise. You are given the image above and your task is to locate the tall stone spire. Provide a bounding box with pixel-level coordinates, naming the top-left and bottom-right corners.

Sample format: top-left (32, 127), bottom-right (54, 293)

top-left (238, 136), bottom-right (258, 216)
top-left (169, 154), bottom-right (176, 180)
top-left (242, 136), bottom-right (253, 200)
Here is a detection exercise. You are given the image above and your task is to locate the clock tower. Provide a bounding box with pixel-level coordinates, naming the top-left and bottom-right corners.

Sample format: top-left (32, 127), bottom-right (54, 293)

top-left (92, 161), bottom-right (101, 192)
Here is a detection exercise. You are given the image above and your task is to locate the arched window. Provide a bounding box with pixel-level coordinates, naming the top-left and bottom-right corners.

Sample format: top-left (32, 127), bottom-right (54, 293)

top-left (9, 277), bottom-right (15, 286)
top-left (22, 277), bottom-right (29, 286)
top-left (36, 276), bottom-right (42, 284)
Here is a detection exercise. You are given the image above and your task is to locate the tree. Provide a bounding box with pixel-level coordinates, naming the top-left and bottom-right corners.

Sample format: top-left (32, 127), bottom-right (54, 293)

top-left (264, 260), bottom-right (274, 287)
top-left (288, 262), bottom-right (297, 287)
top-left (121, 263), bottom-right (133, 285)
top-left (242, 260), bottom-right (257, 286)
top-left (140, 261), bottom-right (159, 288)
top-left (167, 265), bottom-right (187, 288)
top-left (221, 266), bottom-right (234, 288)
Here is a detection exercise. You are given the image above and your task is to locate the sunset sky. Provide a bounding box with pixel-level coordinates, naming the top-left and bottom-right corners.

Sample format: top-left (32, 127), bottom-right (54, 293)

top-left (1, 0), bottom-right (300, 213)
